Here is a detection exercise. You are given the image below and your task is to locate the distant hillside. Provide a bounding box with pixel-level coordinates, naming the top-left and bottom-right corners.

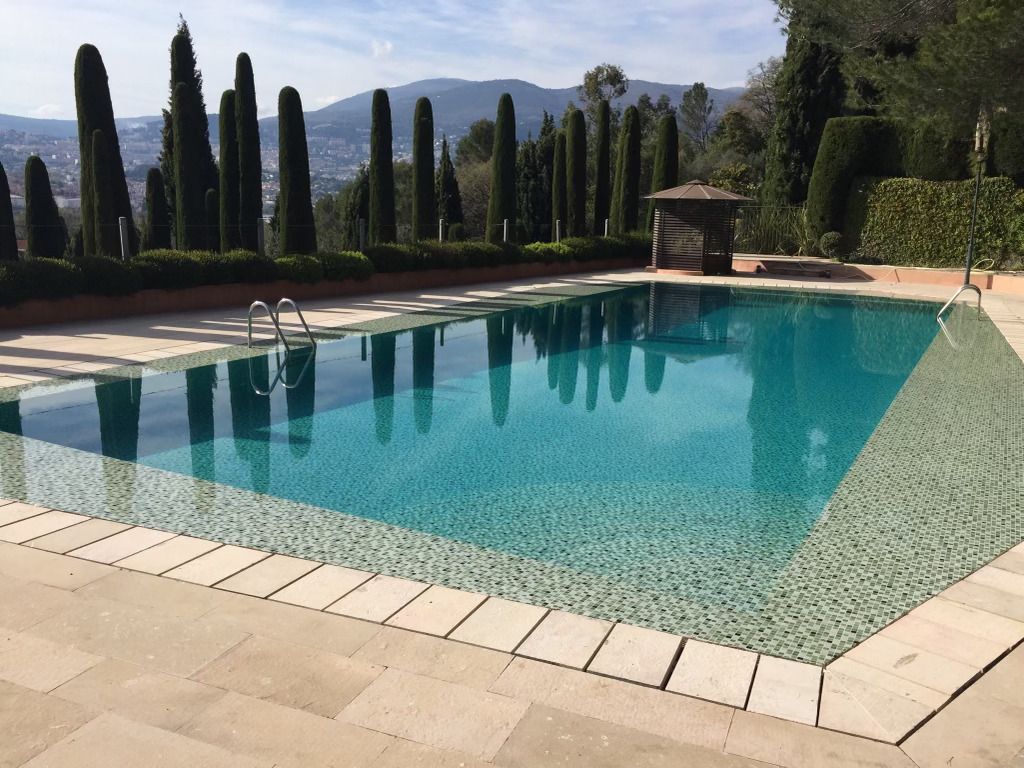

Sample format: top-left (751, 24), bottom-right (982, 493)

top-left (0, 77), bottom-right (744, 144)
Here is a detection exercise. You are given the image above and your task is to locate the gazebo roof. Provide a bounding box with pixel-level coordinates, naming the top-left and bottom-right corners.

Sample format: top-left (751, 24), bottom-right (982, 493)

top-left (644, 180), bottom-right (752, 202)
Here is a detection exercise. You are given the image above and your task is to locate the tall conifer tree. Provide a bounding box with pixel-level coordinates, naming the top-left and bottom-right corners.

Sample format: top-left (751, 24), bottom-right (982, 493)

top-left (74, 44), bottom-right (135, 257)
top-left (593, 100), bottom-right (612, 234)
top-left (219, 89), bottom-right (240, 251)
top-left (485, 93), bottom-right (517, 244)
top-left (566, 108), bottom-right (587, 237)
top-left (278, 87), bottom-right (316, 255)
top-left (0, 162), bottom-right (17, 261)
top-left (436, 136), bottom-right (463, 234)
top-left (235, 53), bottom-right (262, 250)
top-left (551, 132), bottom-right (567, 239)
top-left (24, 156), bottom-right (66, 258)
top-left (144, 168), bottom-right (172, 250)
top-left (412, 97), bottom-right (436, 241)
top-left (91, 129), bottom-right (121, 258)
top-left (369, 89), bottom-right (396, 244)
top-left (762, 26), bottom-right (845, 205)
top-left (172, 82), bottom-right (205, 249)
top-left (647, 115), bottom-right (679, 231)
top-left (610, 106), bottom-right (641, 234)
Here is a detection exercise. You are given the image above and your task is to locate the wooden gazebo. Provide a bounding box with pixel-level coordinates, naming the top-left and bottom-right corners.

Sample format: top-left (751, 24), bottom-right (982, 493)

top-left (646, 180), bottom-right (751, 275)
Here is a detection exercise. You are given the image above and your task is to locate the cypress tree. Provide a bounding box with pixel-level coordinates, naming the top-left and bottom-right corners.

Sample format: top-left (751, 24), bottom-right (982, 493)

top-left (647, 115), bottom-right (679, 231)
top-left (278, 86), bottom-right (316, 255)
top-left (342, 165), bottom-right (370, 250)
top-left (172, 82), bottom-right (205, 250)
top-left (219, 89), bottom-right (240, 251)
top-left (566, 108), bottom-right (587, 237)
top-left (762, 27), bottom-right (845, 205)
top-left (235, 53), bottom-right (262, 250)
top-left (0, 162), bottom-right (17, 261)
top-left (168, 21), bottom-right (218, 195)
top-left (24, 156), bottom-right (66, 258)
top-left (369, 89), bottom-right (396, 244)
top-left (436, 136), bottom-right (463, 234)
top-left (91, 129), bottom-right (121, 258)
top-left (485, 93), bottom-right (517, 244)
top-left (74, 44), bottom-right (136, 257)
top-left (204, 188), bottom-right (219, 250)
top-left (593, 100), bottom-right (612, 234)
top-left (610, 106), bottom-right (641, 234)
top-left (144, 167), bottom-right (172, 250)
top-left (412, 97), bottom-right (436, 241)
top-left (551, 132), bottom-right (567, 239)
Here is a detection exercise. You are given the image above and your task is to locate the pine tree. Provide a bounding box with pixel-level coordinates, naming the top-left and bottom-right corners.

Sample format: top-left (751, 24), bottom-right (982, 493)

top-left (204, 188), bottom-right (219, 250)
top-left (278, 86), bottom-right (316, 255)
top-left (369, 89), bottom-right (396, 244)
top-left (551, 131), bottom-right (567, 239)
top-left (144, 167), bottom-right (172, 250)
top-left (235, 53), bottom-right (262, 251)
top-left (485, 93), bottom-right (517, 244)
top-left (219, 89), bottom-right (240, 251)
top-left (610, 106), bottom-right (641, 234)
top-left (411, 97), bottom-right (437, 241)
top-left (647, 115), bottom-right (679, 230)
top-left (24, 156), bottom-right (66, 258)
top-left (566, 108), bottom-right (587, 237)
top-left (172, 82), bottom-right (205, 250)
top-left (91, 129), bottom-right (121, 258)
top-left (74, 44), bottom-right (136, 257)
top-left (762, 27), bottom-right (845, 205)
top-left (435, 136), bottom-right (463, 235)
top-left (593, 100), bottom-right (612, 235)
top-left (0, 162), bottom-right (17, 261)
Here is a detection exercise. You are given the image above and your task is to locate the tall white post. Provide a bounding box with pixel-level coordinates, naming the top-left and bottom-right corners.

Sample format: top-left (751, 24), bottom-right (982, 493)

top-left (256, 218), bottom-right (266, 257)
top-left (503, 218), bottom-right (509, 243)
top-left (438, 218), bottom-right (444, 243)
top-left (604, 218), bottom-right (610, 237)
top-left (118, 216), bottom-right (130, 261)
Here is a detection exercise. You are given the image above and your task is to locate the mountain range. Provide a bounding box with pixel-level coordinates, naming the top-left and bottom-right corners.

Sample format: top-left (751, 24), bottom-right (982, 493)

top-left (0, 77), bottom-right (745, 144)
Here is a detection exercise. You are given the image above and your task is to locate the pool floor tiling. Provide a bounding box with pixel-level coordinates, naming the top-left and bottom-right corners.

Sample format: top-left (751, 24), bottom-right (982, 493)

top-left (0, 281), bottom-right (1021, 670)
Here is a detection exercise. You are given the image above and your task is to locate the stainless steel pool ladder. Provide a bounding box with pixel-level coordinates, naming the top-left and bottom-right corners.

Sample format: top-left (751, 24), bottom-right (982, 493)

top-left (935, 284), bottom-right (982, 350)
top-left (247, 298), bottom-right (317, 351)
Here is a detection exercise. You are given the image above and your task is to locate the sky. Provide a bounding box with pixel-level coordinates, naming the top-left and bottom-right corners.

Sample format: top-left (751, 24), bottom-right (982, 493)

top-left (5, 0), bottom-right (785, 120)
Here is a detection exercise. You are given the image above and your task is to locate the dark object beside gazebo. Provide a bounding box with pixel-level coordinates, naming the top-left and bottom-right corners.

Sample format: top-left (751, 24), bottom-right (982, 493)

top-left (646, 180), bottom-right (751, 275)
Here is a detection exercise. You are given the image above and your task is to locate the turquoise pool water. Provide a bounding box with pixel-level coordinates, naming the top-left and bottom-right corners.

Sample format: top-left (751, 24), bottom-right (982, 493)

top-left (7, 284), bottom-right (940, 615)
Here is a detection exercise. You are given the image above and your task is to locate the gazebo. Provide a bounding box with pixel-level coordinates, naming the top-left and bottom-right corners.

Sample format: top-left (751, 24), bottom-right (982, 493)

top-left (645, 180), bottom-right (751, 275)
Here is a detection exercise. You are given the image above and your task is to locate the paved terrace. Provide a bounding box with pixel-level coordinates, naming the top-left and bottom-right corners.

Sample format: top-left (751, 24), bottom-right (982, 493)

top-left (0, 268), bottom-right (1023, 767)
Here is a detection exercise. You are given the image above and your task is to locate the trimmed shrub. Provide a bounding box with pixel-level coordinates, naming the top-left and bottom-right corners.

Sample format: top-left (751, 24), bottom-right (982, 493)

top-left (91, 129), bottom-right (122, 259)
top-left (276, 255), bottom-right (323, 283)
top-left (25, 156), bottom-right (66, 258)
top-left (369, 89), bottom-right (396, 244)
top-left (0, 161), bottom-right (17, 261)
top-left (647, 115), bottom-right (680, 231)
top-left (593, 100), bottom-right (611, 235)
top-left (235, 53), bottom-right (262, 252)
top-left (318, 251), bottom-right (374, 281)
top-left (0, 258), bottom-right (83, 306)
top-left (412, 97), bottom-right (436, 241)
top-left (805, 117), bottom-right (904, 244)
top-left (278, 87), bottom-right (316, 255)
top-left (900, 120), bottom-right (969, 182)
top-left (566, 109), bottom-right (587, 237)
top-left (855, 177), bottom-right (1024, 268)
top-left (551, 132), bottom-right (567, 238)
top-left (213, 250), bottom-right (278, 284)
top-left (610, 106), bottom-right (641, 234)
top-left (135, 249), bottom-right (209, 289)
top-left (818, 231), bottom-right (842, 259)
top-left (218, 89), bottom-right (241, 251)
top-left (172, 82), bottom-right (207, 250)
top-left (144, 168), bottom-right (172, 250)
top-left (77, 256), bottom-right (141, 296)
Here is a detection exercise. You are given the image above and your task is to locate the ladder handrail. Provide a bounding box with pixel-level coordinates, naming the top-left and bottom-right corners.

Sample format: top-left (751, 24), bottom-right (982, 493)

top-left (246, 297), bottom-right (316, 350)
top-left (936, 283), bottom-right (982, 350)
top-left (276, 298), bottom-right (317, 349)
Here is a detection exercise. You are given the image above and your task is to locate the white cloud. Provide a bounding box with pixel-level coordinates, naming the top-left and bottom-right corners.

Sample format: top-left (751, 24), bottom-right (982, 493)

top-left (315, 95), bottom-right (340, 106)
top-left (2, 0), bottom-right (784, 119)
top-left (370, 39), bottom-right (394, 59)
top-left (31, 104), bottom-right (63, 118)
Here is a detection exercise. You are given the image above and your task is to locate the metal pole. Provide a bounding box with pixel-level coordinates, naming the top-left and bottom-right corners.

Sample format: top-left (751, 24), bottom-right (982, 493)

top-left (256, 218), bottom-right (265, 257)
top-left (555, 220), bottom-right (562, 243)
top-left (438, 218), bottom-right (444, 243)
top-left (503, 218), bottom-right (509, 243)
top-left (604, 218), bottom-right (609, 238)
top-left (118, 216), bottom-right (129, 261)
top-left (963, 163), bottom-right (983, 287)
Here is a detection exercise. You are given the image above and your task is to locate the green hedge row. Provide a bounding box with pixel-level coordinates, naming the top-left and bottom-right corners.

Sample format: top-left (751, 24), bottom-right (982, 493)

top-left (0, 250), bottom-right (373, 307)
top-left (853, 177), bottom-right (1024, 268)
top-left (0, 236), bottom-right (647, 307)
top-left (362, 235), bottom-right (649, 273)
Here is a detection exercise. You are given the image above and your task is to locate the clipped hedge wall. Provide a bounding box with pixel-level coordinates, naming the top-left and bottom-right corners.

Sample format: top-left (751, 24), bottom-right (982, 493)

top-left (854, 177), bottom-right (1024, 268)
top-left (0, 236), bottom-right (645, 308)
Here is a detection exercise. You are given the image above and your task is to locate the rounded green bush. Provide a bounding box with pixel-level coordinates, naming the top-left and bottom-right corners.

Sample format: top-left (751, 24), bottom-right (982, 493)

top-left (318, 251), bottom-right (374, 281)
top-left (818, 231), bottom-right (843, 259)
top-left (276, 255), bottom-right (324, 283)
top-left (77, 256), bottom-right (142, 295)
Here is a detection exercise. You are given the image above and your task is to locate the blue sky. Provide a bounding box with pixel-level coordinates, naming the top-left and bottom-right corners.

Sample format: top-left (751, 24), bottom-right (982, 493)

top-left (7, 0), bottom-right (785, 120)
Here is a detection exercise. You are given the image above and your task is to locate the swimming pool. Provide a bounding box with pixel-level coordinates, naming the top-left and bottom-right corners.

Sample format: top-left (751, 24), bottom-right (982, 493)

top-left (2, 282), bottom-right (1021, 662)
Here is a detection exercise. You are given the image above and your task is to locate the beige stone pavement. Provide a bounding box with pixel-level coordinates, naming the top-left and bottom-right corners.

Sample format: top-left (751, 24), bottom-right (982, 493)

top-left (1, 267), bottom-right (1024, 766)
